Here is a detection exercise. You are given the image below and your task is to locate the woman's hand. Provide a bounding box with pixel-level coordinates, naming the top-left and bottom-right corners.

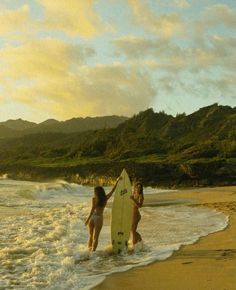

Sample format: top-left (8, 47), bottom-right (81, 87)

top-left (116, 176), bottom-right (122, 182)
top-left (106, 175), bottom-right (123, 200)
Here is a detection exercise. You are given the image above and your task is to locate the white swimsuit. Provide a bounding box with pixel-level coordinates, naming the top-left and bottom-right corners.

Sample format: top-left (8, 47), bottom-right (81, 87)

top-left (91, 213), bottom-right (102, 224)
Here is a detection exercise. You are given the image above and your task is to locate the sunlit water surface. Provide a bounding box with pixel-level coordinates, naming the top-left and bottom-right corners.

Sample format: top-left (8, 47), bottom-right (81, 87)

top-left (0, 177), bottom-right (228, 289)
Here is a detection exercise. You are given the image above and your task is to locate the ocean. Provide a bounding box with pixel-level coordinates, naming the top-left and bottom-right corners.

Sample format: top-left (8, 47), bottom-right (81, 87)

top-left (0, 176), bottom-right (228, 289)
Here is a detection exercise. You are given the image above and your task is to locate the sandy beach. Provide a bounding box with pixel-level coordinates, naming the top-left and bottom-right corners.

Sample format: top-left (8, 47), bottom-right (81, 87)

top-left (95, 186), bottom-right (236, 290)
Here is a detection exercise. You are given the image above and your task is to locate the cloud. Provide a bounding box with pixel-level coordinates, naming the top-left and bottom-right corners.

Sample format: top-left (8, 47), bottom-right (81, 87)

top-left (113, 36), bottom-right (157, 59)
top-left (112, 36), bottom-right (184, 70)
top-left (0, 5), bottom-right (32, 36)
top-left (182, 34), bottom-right (236, 73)
top-left (37, 0), bottom-right (106, 37)
top-left (0, 38), bottom-right (95, 79)
top-left (11, 64), bottom-right (156, 119)
top-left (209, 35), bottom-right (236, 71)
top-left (74, 64), bottom-right (156, 116)
top-left (0, 1), bottom-right (108, 41)
top-left (111, 31), bottom-right (236, 110)
top-left (173, 0), bottom-right (190, 9)
top-left (0, 38), bottom-right (92, 116)
top-left (0, 0), bottom-right (235, 121)
top-left (193, 4), bottom-right (236, 46)
top-left (200, 74), bottom-right (236, 98)
top-left (0, 37), bottom-right (156, 119)
top-left (204, 4), bottom-right (236, 29)
top-left (128, 0), bottom-right (184, 39)
top-left (155, 72), bottom-right (236, 111)
top-left (113, 32), bottom-right (236, 74)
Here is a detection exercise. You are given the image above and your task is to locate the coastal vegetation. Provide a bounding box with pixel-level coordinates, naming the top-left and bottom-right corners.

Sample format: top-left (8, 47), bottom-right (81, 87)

top-left (0, 103), bottom-right (235, 187)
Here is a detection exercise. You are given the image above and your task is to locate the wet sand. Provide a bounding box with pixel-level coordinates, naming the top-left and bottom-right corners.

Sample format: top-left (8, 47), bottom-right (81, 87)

top-left (94, 186), bottom-right (236, 290)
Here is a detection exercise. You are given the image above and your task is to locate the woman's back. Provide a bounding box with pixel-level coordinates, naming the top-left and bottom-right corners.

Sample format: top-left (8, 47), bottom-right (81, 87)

top-left (93, 197), bottom-right (106, 215)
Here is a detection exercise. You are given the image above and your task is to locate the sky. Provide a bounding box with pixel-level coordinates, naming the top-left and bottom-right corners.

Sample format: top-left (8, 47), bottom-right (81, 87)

top-left (0, 0), bottom-right (235, 122)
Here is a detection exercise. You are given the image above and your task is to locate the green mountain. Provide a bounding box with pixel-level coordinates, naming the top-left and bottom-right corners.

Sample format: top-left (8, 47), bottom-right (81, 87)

top-left (24, 116), bottom-right (128, 134)
top-left (0, 103), bottom-right (235, 186)
top-left (38, 119), bottom-right (59, 126)
top-left (0, 115), bottom-right (128, 139)
top-left (0, 119), bottom-right (37, 131)
top-left (100, 103), bottom-right (236, 160)
top-left (0, 125), bottom-right (21, 139)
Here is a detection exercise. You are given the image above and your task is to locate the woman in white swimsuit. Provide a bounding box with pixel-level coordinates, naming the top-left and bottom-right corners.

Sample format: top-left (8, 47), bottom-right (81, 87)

top-left (85, 176), bottom-right (121, 251)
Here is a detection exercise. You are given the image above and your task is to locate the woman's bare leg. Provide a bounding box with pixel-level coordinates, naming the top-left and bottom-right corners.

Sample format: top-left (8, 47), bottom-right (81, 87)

top-left (88, 220), bottom-right (94, 250)
top-left (136, 232), bottom-right (142, 243)
top-left (132, 214), bottom-right (141, 245)
top-left (132, 221), bottom-right (137, 245)
top-left (92, 219), bottom-right (103, 251)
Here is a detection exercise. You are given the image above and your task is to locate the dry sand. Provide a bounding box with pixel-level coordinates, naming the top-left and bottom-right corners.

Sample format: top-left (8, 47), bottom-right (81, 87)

top-left (94, 186), bottom-right (236, 290)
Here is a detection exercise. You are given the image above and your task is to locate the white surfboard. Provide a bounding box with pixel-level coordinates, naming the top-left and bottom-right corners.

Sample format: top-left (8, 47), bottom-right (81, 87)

top-left (111, 169), bottom-right (133, 254)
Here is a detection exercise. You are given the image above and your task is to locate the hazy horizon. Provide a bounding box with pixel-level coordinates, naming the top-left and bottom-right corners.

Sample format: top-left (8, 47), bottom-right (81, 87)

top-left (0, 114), bottom-right (128, 124)
top-left (0, 102), bottom-right (234, 124)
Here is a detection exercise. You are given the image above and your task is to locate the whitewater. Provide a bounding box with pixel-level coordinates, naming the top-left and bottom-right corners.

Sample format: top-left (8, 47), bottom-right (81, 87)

top-left (0, 177), bottom-right (228, 289)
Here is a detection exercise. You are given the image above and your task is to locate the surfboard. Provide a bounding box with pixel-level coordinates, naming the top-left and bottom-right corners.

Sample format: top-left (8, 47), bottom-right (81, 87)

top-left (111, 169), bottom-right (133, 254)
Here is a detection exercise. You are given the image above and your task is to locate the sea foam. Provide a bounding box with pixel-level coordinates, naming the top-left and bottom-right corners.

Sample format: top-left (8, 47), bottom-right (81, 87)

top-left (0, 179), bottom-right (229, 289)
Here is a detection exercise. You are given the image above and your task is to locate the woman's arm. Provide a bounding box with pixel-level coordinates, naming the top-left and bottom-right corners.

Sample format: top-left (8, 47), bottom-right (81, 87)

top-left (85, 197), bottom-right (96, 226)
top-left (130, 194), bottom-right (144, 208)
top-left (106, 176), bottom-right (122, 200)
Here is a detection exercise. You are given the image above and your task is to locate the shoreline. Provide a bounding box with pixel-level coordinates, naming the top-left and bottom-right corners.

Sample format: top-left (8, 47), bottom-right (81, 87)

top-left (1, 173), bottom-right (235, 190)
top-left (94, 186), bottom-right (236, 290)
top-left (1, 179), bottom-right (235, 289)
top-left (1, 157), bottom-right (235, 188)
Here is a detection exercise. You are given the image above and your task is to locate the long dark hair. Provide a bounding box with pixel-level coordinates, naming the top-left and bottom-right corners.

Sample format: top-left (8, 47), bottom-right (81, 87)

top-left (94, 186), bottom-right (107, 207)
top-left (134, 182), bottom-right (144, 195)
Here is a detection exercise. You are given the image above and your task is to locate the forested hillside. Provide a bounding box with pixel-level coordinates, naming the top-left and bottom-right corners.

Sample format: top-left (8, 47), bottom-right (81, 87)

top-left (0, 103), bottom-right (235, 186)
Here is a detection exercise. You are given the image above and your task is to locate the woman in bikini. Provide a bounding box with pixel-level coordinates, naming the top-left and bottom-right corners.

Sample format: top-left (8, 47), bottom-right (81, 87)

top-left (85, 176), bottom-right (121, 251)
top-left (130, 182), bottom-right (144, 245)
